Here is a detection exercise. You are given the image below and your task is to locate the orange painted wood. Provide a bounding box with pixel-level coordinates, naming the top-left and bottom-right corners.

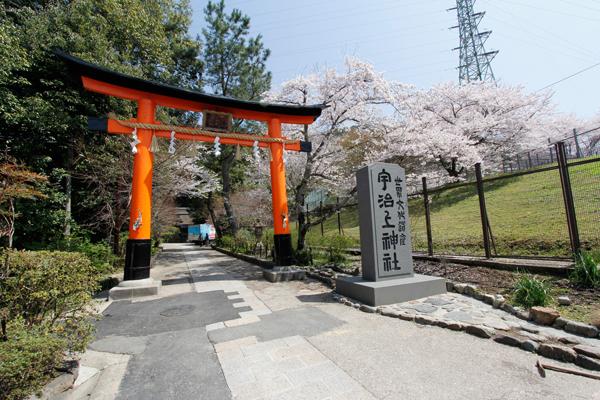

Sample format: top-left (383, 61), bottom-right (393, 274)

top-left (268, 118), bottom-right (290, 235)
top-left (128, 98), bottom-right (154, 239)
top-left (105, 118), bottom-right (304, 151)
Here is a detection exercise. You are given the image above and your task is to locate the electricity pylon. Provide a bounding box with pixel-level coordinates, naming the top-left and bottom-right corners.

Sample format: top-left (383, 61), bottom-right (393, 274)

top-left (449, 0), bottom-right (498, 83)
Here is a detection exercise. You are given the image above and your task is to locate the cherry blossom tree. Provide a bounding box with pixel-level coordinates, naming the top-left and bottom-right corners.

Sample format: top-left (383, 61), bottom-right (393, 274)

top-left (264, 58), bottom-right (407, 250)
top-left (381, 82), bottom-right (563, 184)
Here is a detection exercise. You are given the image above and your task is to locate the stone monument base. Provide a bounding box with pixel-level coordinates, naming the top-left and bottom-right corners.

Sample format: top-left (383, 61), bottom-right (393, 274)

top-left (109, 278), bottom-right (162, 300)
top-left (335, 274), bottom-right (446, 306)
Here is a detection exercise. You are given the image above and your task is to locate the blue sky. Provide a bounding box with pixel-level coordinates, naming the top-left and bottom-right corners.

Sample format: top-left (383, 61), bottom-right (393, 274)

top-left (189, 0), bottom-right (600, 118)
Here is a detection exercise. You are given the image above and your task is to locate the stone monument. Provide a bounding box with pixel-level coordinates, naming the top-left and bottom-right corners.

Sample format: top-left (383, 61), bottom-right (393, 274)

top-left (336, 162), bottom-right (446, 306)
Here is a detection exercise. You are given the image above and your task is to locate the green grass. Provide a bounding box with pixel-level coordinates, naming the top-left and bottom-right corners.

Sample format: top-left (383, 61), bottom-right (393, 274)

top-left (306, 158), bottom-right (600, 257)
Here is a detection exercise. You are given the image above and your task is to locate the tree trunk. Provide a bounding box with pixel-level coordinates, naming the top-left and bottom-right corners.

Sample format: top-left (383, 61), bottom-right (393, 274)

top-left (295, 188), bottom-right (308, 251)
top-left (220, 150), bottom-right (238, 234)
top-left (207, 191), bottom-right (222, 238)
top-left (7, 199), bottom-right (14, 248)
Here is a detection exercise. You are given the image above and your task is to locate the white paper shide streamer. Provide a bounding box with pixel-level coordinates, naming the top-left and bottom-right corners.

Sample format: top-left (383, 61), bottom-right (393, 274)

top-left (253, 140), bottom-right (260, 162)
top-left (213, 136), bottom-right (221, 157)
top-left (168, 131), bottom-right (176, 154)
top-left (130, 128), bottom-right (141, 154)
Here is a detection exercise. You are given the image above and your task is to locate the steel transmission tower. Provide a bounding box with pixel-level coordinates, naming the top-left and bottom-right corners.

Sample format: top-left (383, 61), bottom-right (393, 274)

top-left (449, 0), bottom-right (498, 83)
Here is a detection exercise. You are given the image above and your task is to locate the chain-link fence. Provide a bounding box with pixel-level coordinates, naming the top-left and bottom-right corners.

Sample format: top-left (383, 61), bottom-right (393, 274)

top-left (484, 167), bottom-right (570, 257)
top-left (569, 158), bottom-right (600, 252)
top-left (303, 139), bottom-right (600, 260)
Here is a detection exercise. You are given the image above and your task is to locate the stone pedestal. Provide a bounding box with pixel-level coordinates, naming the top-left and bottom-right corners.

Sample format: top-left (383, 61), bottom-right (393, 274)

top-left (109, 277), bottom-right (162, 300)
top-left (336, 274), bottom-right (446, 307)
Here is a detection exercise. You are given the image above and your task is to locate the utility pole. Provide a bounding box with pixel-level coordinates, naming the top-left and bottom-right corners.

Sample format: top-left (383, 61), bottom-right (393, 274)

top-left (449, 0), bottom-right (499, 83)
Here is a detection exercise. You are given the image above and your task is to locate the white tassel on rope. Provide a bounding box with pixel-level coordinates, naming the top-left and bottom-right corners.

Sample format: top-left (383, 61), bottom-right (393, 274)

top-left (130, 128), bottom-right (141, 154)
top-left (253, 140), bottom-right (260, 162)
top-left (213, 136), bottom-right (221, 157)
top-left (149, 134), bottom-right (160, 153)
top-left (168, 131), bottom-right (176, 154)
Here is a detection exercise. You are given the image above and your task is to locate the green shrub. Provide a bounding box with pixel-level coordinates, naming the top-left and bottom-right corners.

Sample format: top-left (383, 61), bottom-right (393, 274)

top-left (0, 249), bottom-right (99, 352)
top-left (0, 319), bottom-right (65, 400)
top-left (52, 228), bottom-right (117, 275)
top-left (324, 234), bottom-right (355, 265)
top-left (570, 251), bottom-right (600, 288)
top-left (512, 274), bottom-right (551, 308)
top-left (217, 235), bottom-right (236, 250)
top-left (0, 250), bottom-right (100, 400)
top-left (234, 229), bottom-right (255, 254)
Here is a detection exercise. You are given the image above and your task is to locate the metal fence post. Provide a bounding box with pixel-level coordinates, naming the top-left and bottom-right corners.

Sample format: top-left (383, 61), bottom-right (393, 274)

top-left (475, 163), bottom-right (492, 259)
top-left (422, 177), bottom-right (434, 256)
top-left (555, 141), bottom-right (581, 256)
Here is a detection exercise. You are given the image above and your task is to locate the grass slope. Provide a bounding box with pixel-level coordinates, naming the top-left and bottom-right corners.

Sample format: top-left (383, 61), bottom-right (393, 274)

top-left (307, 158), bottom-right (600, 257)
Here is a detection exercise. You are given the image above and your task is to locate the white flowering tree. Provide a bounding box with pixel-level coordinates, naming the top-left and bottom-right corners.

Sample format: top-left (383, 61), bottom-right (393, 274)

top-left (264, 58), bottom-right (407, 250)
top-left (383, 81), bottom-right (560, 185)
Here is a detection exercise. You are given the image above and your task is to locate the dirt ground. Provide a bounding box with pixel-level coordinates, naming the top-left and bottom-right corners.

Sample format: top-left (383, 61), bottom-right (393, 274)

top-left (413, 259), bottom-right (599, 325)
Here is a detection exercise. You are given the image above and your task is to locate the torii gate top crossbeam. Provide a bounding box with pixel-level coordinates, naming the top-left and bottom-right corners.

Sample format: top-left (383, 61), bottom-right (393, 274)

top-left (54, 51), bottom-right (324, 124)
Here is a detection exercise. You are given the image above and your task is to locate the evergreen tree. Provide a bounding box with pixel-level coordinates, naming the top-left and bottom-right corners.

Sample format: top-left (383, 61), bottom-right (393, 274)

top-left (201, 0), bottom-right (271, 235)
top-left (0, 0), bottom-right (202, 249)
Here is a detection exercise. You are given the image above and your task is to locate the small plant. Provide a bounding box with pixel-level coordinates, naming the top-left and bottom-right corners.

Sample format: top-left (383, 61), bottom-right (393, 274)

top-left (570, 251), bottom-right (600, 288)
top-left (512, 274), bottom-right (551, 308)
top-left (217, 235), bottom-right (236, 250)
top-left (325, 234), bottom-right (355, 265)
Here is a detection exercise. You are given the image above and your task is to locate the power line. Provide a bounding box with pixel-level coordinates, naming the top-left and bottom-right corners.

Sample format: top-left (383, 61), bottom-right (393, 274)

top-left (499, 0), bottom-right (600, 22)
top-left (537, 60), bottom-right (600, 91)
top-left (486, 3), bottom-right (600, 62)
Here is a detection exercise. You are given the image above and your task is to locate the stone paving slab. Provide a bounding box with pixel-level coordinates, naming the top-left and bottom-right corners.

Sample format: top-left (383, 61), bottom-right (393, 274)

top-left (215, 335), bottom-right (375, 400)
top-left (385, 292), bottom-right (600, 348)
top-left (95, 290), bottom-right (245, 338)
top-left (116, 327), bottom-right (231, 400)
top-left (208, 306), bottom-right (345, 345)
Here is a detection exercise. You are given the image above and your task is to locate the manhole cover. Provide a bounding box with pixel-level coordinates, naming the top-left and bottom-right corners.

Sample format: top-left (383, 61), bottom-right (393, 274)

top-left (159, 304), bottom-right (196, 317)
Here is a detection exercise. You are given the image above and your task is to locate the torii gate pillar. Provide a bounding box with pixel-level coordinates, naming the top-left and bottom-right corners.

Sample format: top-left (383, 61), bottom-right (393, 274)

top-left (124, 98), bottom-right (155, 280)
top-left (268, 118), bottom-right (294, 266)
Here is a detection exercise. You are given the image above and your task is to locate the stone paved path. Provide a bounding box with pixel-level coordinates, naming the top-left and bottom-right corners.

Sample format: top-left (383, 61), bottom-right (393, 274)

top-left (61, 244), bottom-right (600, 400)
top-left (385, 292), bottom-right (600, 347)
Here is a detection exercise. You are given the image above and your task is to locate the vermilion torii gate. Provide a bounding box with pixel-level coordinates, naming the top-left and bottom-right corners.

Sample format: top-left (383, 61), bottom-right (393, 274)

top-left (56, 51), bottom-right (323, 282)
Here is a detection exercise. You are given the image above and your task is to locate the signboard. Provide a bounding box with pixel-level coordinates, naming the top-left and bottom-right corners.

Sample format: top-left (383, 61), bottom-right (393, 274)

top-left (357, 163), bottom-right (413, 281)
top-left (187, 224), bottom-right (200, 242)
top-left (202, 110), bottom-right (232, 132)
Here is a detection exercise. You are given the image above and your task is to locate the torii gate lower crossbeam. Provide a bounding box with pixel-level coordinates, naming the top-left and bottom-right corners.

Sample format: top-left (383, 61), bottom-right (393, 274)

top-left (56, 51), bottom-right (323, 282)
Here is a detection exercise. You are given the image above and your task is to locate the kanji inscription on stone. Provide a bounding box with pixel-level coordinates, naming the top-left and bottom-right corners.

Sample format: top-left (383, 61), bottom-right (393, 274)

top-left (357, 163), bottom-right (414, 281)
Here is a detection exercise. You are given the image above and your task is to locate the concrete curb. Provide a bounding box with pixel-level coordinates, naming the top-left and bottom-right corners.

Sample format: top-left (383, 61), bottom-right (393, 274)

top-left (212, 246), bottom-right (274, 268)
